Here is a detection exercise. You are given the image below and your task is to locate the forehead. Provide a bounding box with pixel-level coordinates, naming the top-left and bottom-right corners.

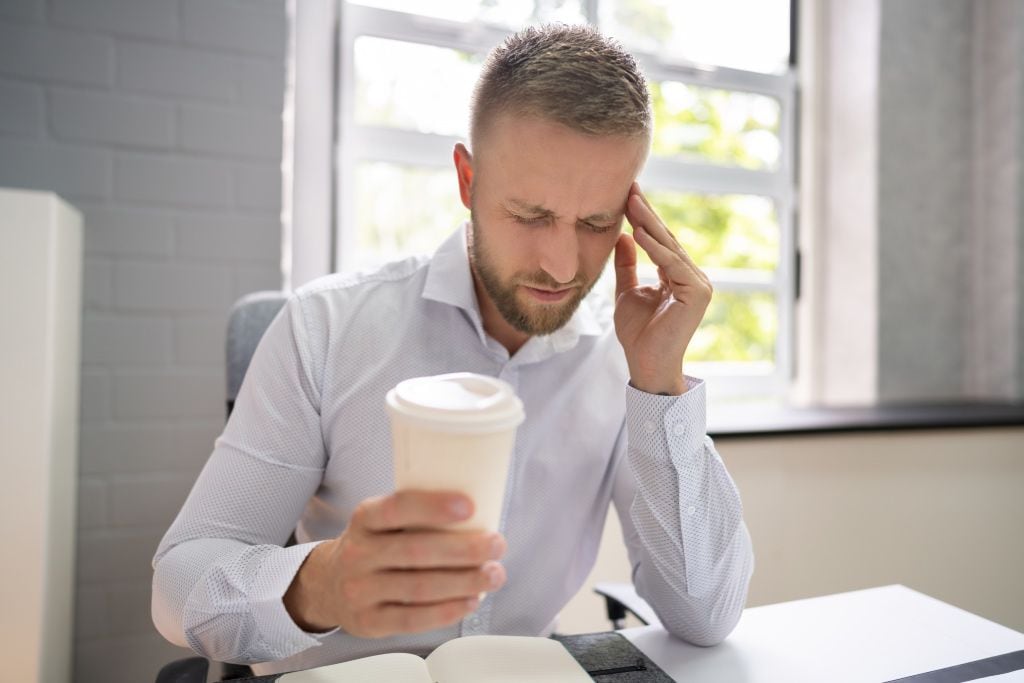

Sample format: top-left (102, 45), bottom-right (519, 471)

top-left (474, 114), bottom-right (647, 212)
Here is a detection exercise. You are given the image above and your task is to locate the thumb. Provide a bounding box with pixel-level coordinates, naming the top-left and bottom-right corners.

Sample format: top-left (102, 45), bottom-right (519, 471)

top-left (614, 232), bottom-right (638, 300)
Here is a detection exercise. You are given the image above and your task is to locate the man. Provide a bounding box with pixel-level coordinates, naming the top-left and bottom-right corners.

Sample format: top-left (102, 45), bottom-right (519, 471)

top-left (152, 24), bottom-right (754, 676)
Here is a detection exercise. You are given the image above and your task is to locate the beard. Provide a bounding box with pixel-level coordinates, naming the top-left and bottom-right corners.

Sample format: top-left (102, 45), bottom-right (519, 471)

top-left (468, 211), bottom-right (599, 336)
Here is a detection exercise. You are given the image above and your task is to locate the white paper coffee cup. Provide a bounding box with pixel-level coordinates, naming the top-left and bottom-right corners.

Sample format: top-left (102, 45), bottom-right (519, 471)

top-left (386, 373), bottom-right (525, 532)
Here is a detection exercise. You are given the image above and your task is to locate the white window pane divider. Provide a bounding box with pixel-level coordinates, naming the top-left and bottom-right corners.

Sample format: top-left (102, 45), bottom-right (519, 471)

top-left (344, 3), bottom-right (513, 57)
top-left (344, 4), bottom-right (796, 99)
top-left (640, 57), bottom-right (796, 100)
top-left (640, 157), bottom-right (788, 198)
top-left (350, 128), bottom-right (791, 200)
top-left (349, 127), bottom-right (466, 168)
top-left (636, 264), bottom-right (775, 291)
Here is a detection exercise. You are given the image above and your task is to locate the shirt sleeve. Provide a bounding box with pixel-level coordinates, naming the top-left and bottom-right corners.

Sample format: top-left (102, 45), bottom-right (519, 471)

top-left (151, 296), bottom-right (336, 664)
top-left (611, 376), bottom-right (755, 646)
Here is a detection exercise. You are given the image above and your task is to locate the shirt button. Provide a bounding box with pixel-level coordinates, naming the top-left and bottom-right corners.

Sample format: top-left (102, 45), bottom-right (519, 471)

top-left (643, 420), bottom-right (656, 434)
top-left (672, 423), bottom-right (686, 436)
top-left (687, 506), bottom-right (697, 516)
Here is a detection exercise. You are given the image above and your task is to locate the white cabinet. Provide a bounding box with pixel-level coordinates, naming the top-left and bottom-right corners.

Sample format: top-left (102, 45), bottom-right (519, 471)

top-left (0, 188), bottom-right (82, 683)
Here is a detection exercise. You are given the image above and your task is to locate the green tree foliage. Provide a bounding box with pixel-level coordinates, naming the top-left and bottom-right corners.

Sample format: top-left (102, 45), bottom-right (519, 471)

top-left (641, 80), bottom-right (781, 363)
top-left (650, 81), bottom-right (780, 170)
top-left (689, 292), bottom-right (776, 363)
top-left (639, 190), bottom-right (778, 363)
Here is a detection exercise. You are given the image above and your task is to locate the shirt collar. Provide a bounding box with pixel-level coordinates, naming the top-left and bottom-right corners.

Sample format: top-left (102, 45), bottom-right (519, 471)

top-left (421, 224), bottom-right (481, 322)
top-left (421, 224), bottom-right (605, 357)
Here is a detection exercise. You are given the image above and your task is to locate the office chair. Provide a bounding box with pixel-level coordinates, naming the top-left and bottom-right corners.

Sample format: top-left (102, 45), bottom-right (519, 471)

top-left (225, 291), bottom-right (289, 418)
top-left (593, 582), bottom-right (661, 630)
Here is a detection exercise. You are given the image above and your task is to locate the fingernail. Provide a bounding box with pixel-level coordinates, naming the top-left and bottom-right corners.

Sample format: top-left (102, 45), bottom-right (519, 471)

top-left (489, 534), bottom-right (505, 559)
top-left (448, 497), bottom-right (471, 519)
top-left (483, 563), bottom-right (504, 589)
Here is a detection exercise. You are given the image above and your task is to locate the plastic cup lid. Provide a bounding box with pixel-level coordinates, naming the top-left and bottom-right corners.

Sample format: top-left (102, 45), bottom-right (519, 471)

top-left (386, 372), bottom-right (525, 433)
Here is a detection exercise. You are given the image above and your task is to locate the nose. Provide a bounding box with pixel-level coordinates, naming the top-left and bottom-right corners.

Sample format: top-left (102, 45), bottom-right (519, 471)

top-left (538, 222), bottom-right (579, 285)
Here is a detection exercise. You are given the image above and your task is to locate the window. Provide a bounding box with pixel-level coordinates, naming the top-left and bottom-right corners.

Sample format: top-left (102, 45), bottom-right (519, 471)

top-left (335, 0), bottom-right (796, 398)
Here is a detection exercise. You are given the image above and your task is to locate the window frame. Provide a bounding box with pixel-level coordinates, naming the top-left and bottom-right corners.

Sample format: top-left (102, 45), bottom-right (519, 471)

top-left (334, 0), bottom-right (797, 400)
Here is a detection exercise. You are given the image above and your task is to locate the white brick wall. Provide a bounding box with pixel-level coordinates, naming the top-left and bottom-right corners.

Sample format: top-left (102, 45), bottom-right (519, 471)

top-left (179, 103), bottom-right (281, 159)
top-left (0, 23), bottom-right (113, 85)
top-left (0, 1), bottom-right (287, 680)
top-left (50, 0), bottom-right (178, 40)
top-left (0, 79), bottom-right (44, 134)
top-left (80, 205), bottom-right (175, 258)
top-left (114, 152), bottom-right (233, 207)
top-left (118, 41), bottom-right (238, 101)
top-left (50, 87), bottom-right (176, 149)
top-left (0, 138), bottom-right (112, 198)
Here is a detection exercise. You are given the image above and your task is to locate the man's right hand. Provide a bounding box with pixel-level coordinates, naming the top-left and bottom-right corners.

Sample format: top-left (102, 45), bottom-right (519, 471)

top-left (283, 490), bottom-right (507, 638)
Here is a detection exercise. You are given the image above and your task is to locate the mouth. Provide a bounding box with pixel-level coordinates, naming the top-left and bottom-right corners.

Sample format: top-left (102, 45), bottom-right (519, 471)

top-left (522, 285), bottom-right (574, 303)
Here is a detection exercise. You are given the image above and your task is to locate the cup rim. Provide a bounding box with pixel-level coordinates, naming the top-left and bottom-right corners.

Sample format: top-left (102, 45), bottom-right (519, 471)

top-left (386, 372), bottom-right (525, 433)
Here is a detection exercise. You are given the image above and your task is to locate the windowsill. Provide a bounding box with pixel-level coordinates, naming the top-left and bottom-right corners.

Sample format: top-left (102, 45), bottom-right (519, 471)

top-left (707, 400), bottom-right (1024, 439)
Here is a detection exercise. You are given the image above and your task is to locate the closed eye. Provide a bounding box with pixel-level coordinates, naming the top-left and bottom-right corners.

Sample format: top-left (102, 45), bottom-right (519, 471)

top-left (510, 213), bottom-right (548, 226)
top-left (582, 222), bottom-right (616, 234)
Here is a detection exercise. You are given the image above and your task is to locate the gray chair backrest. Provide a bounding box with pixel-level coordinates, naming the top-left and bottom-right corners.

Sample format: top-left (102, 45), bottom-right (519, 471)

top-left (226, 290), bottom-right (288, 417)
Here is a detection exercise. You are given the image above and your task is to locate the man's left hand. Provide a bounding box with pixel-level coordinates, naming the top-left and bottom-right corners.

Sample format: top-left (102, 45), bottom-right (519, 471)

top-left (614, 182), bottom-right (713, 396)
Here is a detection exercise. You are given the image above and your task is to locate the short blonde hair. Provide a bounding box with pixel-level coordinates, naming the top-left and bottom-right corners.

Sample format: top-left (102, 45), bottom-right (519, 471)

top-left (470, 24), bottom-right (652, 147)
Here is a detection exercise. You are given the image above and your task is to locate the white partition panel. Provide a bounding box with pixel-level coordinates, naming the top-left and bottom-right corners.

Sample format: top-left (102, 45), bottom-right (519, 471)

top-left (0, 188), bottom-right (82, 683)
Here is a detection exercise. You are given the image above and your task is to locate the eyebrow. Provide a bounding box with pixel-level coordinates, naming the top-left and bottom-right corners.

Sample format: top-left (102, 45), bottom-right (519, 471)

top-left (507, 198), bottom-right (620, 224)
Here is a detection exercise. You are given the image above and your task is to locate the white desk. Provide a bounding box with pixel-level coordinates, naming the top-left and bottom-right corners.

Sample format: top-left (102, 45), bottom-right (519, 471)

top-left (623, 585), bottom-right (1024, 682)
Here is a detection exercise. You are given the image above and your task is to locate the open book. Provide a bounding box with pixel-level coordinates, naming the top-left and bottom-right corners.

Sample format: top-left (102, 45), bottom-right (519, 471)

top-left (278, 635), bottom-right (592, 683)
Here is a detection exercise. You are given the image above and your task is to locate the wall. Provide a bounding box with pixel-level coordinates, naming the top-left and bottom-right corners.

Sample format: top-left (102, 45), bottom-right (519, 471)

top-left (0, 2), bottom-right (287, 681)
top-left (810, 0), bottom-right (880, 405)
top-left (807, 0), bottom-right (1024, 404)
top-left (968, 0), bottom-right (1023, 400)
top-left (877, 0), bottom-right (973, 401)
top-left (877, 0), bottom-right (1024, 402)
top-left (562, 427), bottom-right (1024, 636)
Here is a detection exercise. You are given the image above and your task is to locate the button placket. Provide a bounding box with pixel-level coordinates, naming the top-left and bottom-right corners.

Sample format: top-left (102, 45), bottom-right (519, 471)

top-left (461, 596), bottom-right (491, 636)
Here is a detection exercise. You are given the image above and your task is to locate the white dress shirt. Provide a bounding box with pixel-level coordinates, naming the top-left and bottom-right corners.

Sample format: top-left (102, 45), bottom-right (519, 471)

top-left (151, 225), bottom-right (754, 675)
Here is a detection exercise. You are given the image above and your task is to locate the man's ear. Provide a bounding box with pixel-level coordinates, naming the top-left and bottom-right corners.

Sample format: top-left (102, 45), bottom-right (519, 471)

top-left (453, 143), bottom-right (474, 210)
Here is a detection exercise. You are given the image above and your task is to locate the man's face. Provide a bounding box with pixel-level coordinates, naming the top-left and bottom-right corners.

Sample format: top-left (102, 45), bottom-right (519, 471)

top-left (461, 114), bottom-right (648, 336)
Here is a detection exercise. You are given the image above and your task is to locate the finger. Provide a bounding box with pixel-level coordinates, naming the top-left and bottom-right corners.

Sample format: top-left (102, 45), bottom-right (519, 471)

top-left (657, 265), bottom-right (670, 288)
top-left (634, 227), bottom-right (712, 305)
top-left (369, 562), bottom-right (506, 607)
top-left (369, 529), bottom-right (506, 570)
top-left (626, 191), bottom-right (680, 252)
top-left (356, 596), bottom-right (480, 638)
top-left (354, 490), bottom-right (474, 533)
top-left (630, 227), bottom-right (712, 307)
top-left (614, 232), bottom-right (639, 299)
top-left (633, 225), bottom-right (697, 284)
top-left (626, 194), bottom-right (708, 282)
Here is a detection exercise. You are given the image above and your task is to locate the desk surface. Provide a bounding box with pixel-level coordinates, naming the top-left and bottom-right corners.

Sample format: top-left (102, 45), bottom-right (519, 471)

top-left (623, 585), bottom-right (1024, 682)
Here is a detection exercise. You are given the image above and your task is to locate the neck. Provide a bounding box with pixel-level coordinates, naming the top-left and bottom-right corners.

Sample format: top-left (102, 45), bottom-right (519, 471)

top-left (470, 269), bottom-right (530, 356)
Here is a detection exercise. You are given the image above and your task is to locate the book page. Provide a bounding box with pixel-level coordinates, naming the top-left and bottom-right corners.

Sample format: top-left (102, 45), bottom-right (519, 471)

top-left (278, 652), bottom-right (432, 683)
top-left (425, 635), bottom-right (592, 683)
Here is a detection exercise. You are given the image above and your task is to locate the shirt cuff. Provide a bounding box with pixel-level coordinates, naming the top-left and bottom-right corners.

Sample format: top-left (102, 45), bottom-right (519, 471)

top-left (251, 541), bottom-right (338, 657)
top-left (625, 375), bottom-right (707, 463)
